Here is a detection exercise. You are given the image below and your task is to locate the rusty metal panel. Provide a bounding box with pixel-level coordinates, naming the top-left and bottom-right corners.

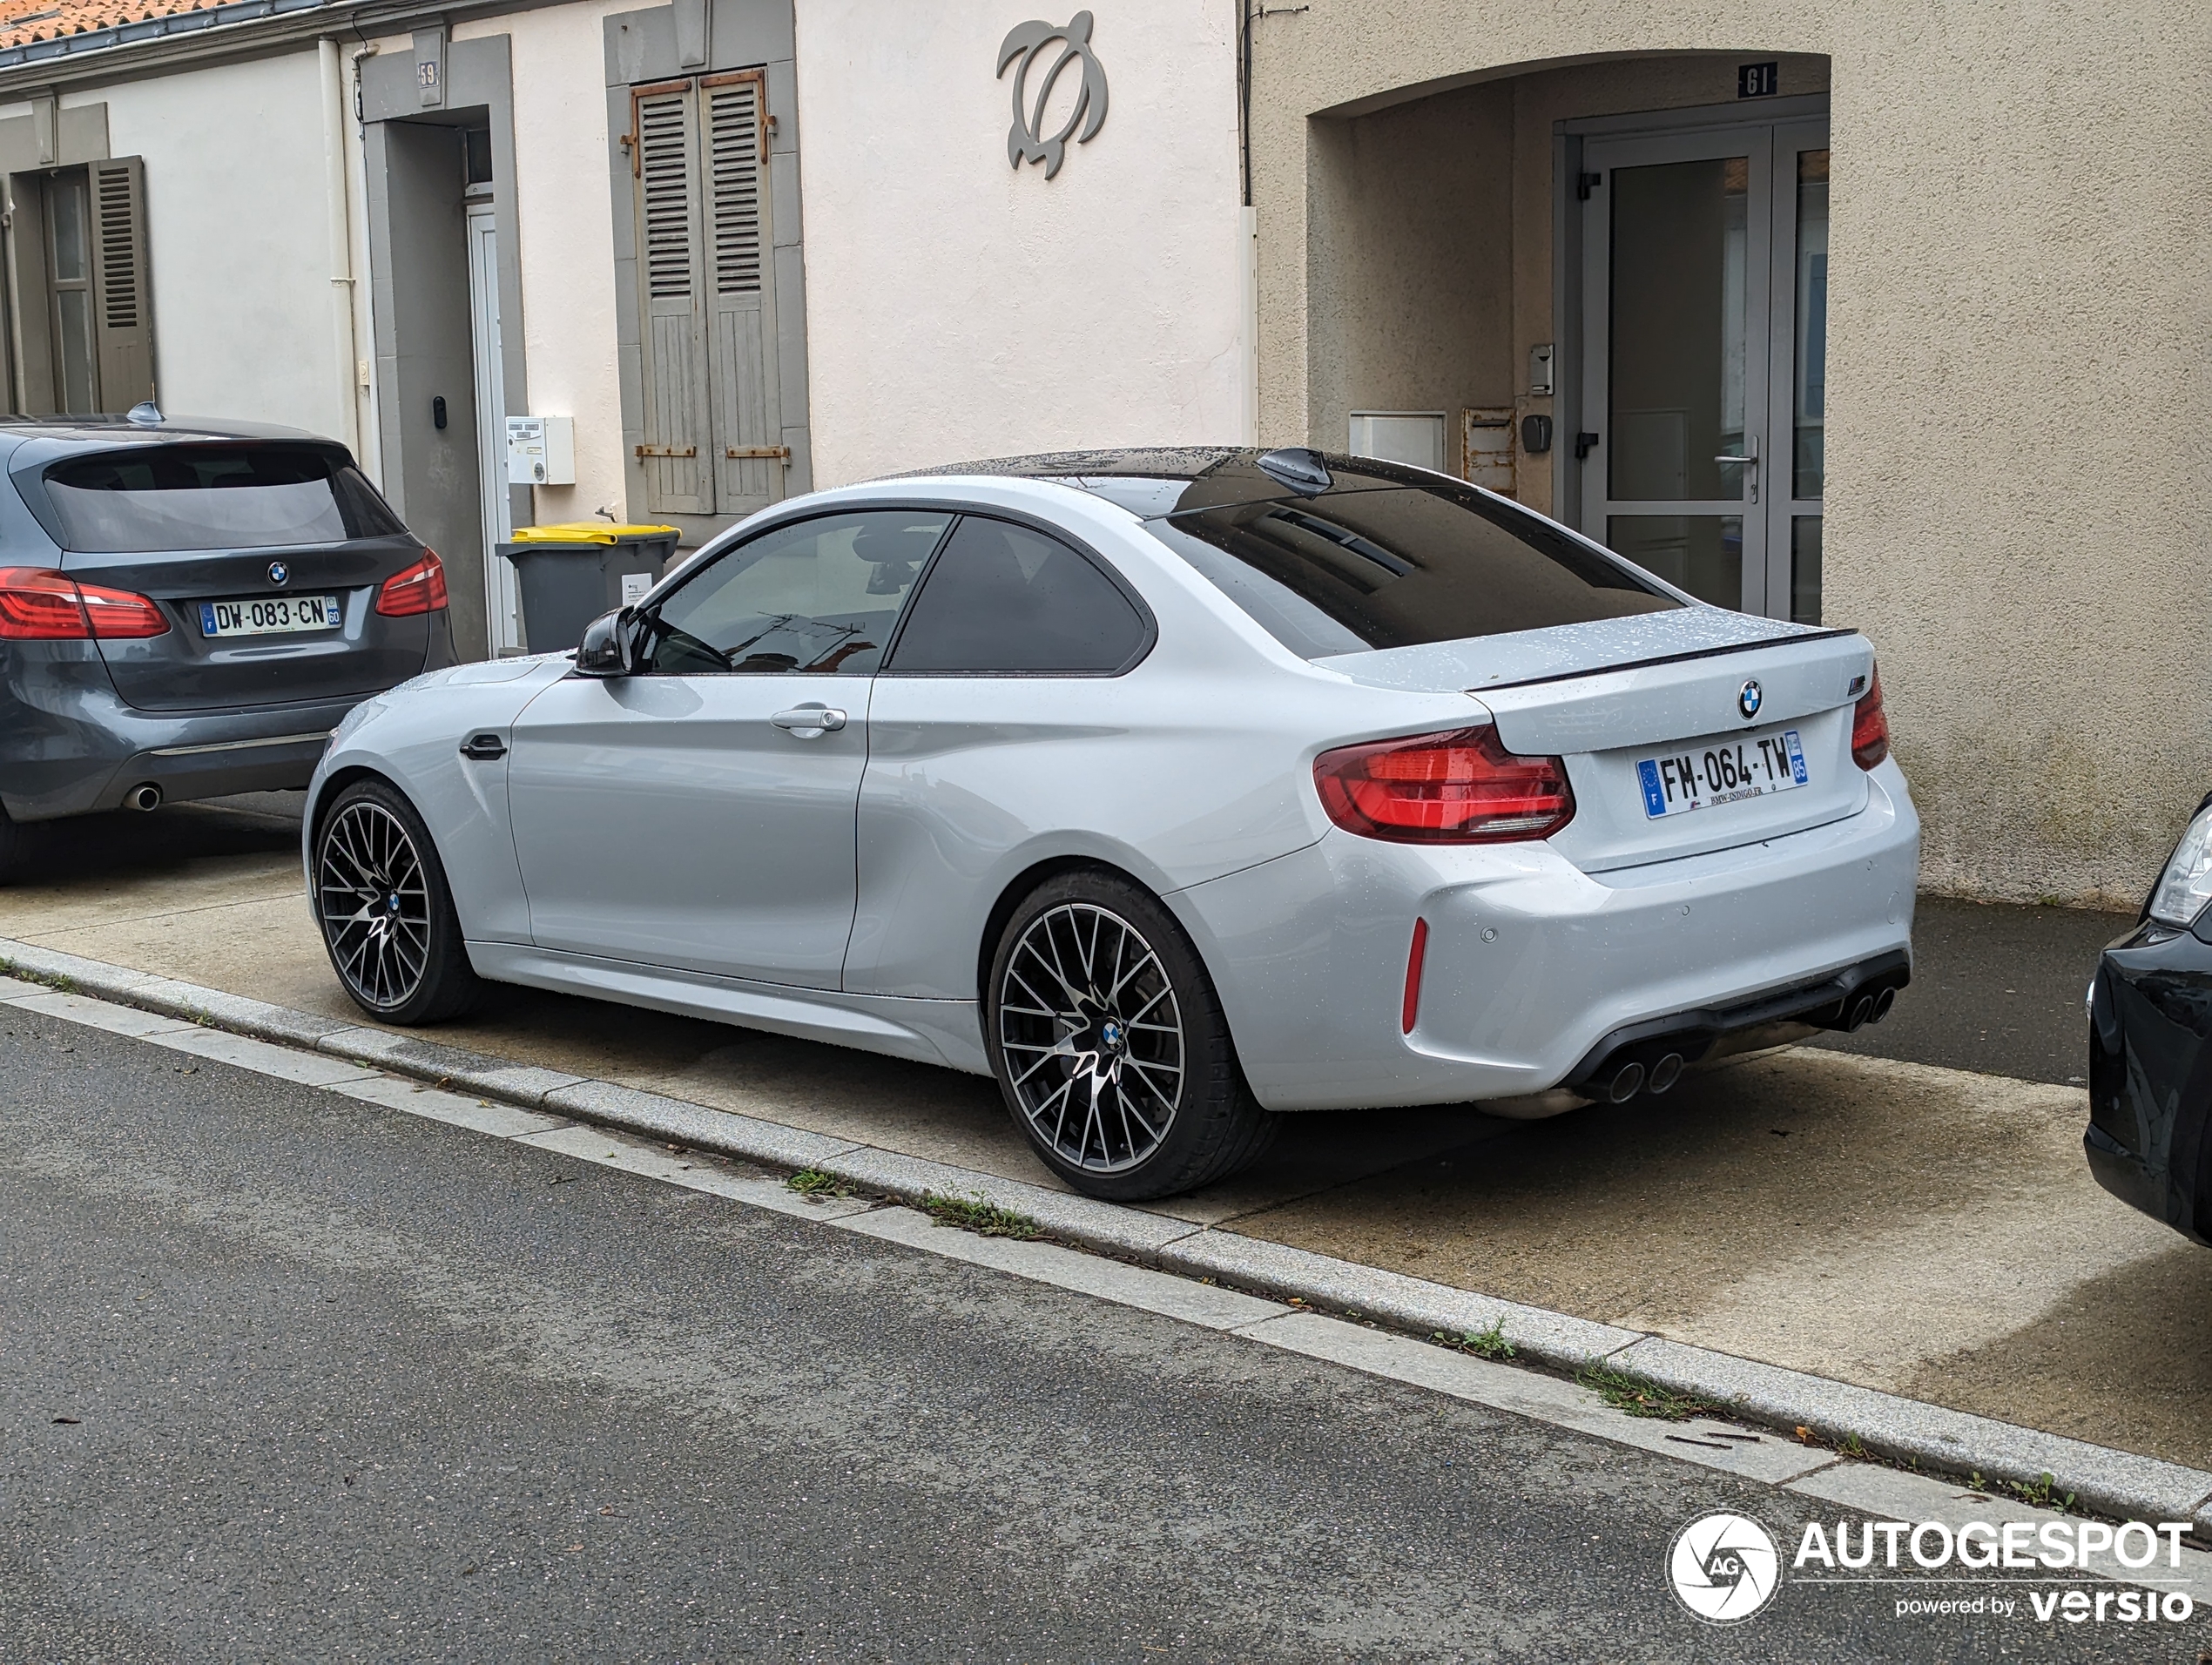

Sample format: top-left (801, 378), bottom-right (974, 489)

top-left (1460, 407), bottom-right (1515, 497)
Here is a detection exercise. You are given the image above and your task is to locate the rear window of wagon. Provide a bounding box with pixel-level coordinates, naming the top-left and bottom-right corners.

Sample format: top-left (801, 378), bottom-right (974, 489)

top-left (40, 445), bottom-right (406, 553)
top-left (1142, 486), bottom-right (1680, 659)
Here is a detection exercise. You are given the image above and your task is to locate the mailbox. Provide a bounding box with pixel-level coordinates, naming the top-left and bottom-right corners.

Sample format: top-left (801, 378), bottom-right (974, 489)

top-left (505, 416), bottom-right (575, 486)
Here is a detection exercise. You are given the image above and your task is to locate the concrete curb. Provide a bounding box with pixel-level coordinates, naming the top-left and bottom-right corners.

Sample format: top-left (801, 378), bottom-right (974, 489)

top-left (6, 931), bottom-right (2209, 1529)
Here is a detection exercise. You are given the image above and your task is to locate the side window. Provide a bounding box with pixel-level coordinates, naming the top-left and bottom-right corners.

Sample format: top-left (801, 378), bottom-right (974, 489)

top-left (886, 517), bottom-right (1150, 675)
top-left (637, 510), bottom-right (951, 675)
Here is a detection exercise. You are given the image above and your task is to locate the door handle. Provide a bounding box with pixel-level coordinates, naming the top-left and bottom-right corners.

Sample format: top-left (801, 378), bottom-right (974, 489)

top-left (458, 732), bottom-right (507, 760)
top-left (1714, 438), bottom-right (1759, 503)
top-left (771, 706), bottom-right (846, 735)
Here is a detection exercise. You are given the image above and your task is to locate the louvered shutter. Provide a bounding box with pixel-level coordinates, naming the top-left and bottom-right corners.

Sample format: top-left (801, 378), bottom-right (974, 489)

top-left (87, 157), bottom-right (154, 410)
top-left (631, 81), bottom-right (714, 515)
top-left (704, 71), bottom-right (785, 516)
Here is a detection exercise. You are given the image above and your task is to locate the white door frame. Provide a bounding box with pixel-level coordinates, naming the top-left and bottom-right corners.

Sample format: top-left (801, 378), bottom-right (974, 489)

top-left (465, 200), bottom-right (522, 655)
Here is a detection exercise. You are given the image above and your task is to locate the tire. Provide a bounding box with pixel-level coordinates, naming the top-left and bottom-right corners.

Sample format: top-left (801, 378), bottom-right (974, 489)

top-left (985, 870), bottom-right (1276, 1202)
top-left (312, 778), bottom-right (482, 1025)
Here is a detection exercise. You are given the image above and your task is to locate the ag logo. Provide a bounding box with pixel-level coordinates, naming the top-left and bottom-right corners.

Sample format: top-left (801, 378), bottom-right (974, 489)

top-left (1669, 1513), bottom-right (1780, 1623)
top-left (996, 11), bottom-right (1108, 179)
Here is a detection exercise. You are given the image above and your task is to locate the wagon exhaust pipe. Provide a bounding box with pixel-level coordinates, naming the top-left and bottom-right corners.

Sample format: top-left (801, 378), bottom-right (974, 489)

top-left (1645, 1052), bottom-right (1685, 1095)
top-left (1604, 1061), bottom-right (1645, 1103)
top-left (124, 783), bottom-right (162, 812)
top-left (1870, 986), bottom-right (1897, 1023)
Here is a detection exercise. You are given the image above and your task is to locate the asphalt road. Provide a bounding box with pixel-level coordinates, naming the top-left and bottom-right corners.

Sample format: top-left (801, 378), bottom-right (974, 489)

top-left (2, 1008), bottom-right (2186, 1663)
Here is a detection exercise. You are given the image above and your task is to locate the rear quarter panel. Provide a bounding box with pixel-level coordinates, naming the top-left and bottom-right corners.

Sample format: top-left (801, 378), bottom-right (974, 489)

top-left (840, 493), bottom-right (1481, 1001)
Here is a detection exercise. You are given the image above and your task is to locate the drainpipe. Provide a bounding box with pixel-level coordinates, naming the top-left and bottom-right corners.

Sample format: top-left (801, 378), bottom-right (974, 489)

top-left (318, 36), bottom-right (362, 459)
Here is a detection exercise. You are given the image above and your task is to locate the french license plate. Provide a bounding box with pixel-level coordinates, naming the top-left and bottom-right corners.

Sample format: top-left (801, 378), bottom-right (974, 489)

top-left (197, 595), bottom-right (340, 637)
top-left (1636, 728), bottom-right (1809, 819)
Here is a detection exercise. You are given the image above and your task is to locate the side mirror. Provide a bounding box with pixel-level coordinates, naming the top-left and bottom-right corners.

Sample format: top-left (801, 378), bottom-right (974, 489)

top-left (574, 608), bottom-right (637, 677)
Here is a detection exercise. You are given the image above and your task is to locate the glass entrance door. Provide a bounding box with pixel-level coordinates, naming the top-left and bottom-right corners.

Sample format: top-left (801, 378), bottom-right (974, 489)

top-left (1579, 116), bottom-right (1830, 620)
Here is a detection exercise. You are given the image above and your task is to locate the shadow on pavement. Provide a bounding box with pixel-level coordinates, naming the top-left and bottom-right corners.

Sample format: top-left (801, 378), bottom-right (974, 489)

top-left (1814, 893), bottom-right (2135, 1086)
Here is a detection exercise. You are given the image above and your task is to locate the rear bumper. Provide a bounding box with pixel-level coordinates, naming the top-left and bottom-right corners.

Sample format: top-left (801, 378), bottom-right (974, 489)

top-left (2086, 920), bottom-right (2212, 1246)
top-left (0, 624), bottom-right (451, 822)
top-left (1170, 757), bottom-right (1919, 1111)
top-left (0, 644), bottom-right (359, 820)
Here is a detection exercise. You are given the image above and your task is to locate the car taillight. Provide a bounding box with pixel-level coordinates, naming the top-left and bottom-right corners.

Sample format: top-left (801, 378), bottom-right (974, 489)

top-left (376, 550), bottom-right (448, 617)
top-left (1313, 725), bottom-right (1575, 844)
top-left (1851, 666), bottom-right (1889, 771)
top-left (0, 566), bottom-right (167, 639)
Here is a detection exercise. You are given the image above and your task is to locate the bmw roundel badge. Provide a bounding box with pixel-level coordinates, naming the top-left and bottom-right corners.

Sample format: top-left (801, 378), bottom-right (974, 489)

top-left (1737, 678), bottom-right (1763, 720)
top-left (267, 561), bottom-right (291, 587)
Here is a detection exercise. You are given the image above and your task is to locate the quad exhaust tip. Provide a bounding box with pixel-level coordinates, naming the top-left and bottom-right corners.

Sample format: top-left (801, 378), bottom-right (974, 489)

top-left (124, 783), bottom-right (162, 812)
top-left (1646, 1052), bottom-right (1685, 1095)
top-left (1605, 1061), bottom-right (1645, 1103)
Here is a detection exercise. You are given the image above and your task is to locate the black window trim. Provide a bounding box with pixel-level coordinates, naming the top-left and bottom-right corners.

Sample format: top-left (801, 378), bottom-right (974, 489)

top-left (626, 502), bottom-right (961, 678)
top-left (874, 504), bottom-right (1158, 679)
top-left (621, 497), bottom-right (1158, 682)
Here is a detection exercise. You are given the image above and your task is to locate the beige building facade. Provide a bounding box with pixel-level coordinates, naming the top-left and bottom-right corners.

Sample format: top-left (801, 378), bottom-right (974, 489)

top-left (0, 1), bottom-right (2192, 903)
top-left (1244, 9), bottom-right (2212, 903)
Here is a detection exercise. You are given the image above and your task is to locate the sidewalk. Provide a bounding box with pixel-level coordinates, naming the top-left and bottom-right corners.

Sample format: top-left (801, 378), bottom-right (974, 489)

top-left (4, 793), bottom-right (2206, 1481)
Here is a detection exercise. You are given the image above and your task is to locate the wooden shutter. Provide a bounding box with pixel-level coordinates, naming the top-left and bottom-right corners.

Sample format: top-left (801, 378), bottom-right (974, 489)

top-left (86, 157), bottom-right (154, 410)
top-left (703, 71), bottom-right (785, 516)
top-left (631, 80), bottom-right (714, 515)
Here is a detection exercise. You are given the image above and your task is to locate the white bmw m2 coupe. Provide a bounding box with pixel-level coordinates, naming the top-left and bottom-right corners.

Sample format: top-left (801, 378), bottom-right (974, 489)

top-left (305, 448), bottom-right (1918, 1199)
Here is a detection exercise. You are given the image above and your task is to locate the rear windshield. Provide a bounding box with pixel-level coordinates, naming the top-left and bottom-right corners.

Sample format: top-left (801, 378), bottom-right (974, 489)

top-left (1143, 486), bottom-right (1679, 658)
top-left (41, 445), bottom-right (407, 553)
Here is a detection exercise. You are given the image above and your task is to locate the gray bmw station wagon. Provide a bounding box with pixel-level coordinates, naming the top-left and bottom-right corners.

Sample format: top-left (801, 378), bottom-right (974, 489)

top-left (0, 414), bottom-right (453, 878)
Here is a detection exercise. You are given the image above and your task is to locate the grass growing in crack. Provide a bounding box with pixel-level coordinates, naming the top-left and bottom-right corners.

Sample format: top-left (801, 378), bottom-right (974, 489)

top-left (786, 1169), bottom-right (848, 1200)
top-left (1577, 1363), bottom-right (1721, 1421)
top-left (1434, 1321), bottom-right (1515, 1362)
top-left (921, 1191), bottom-right (1041, 1240)
top-left (1971, 1471), bottom-right (2075, 1513)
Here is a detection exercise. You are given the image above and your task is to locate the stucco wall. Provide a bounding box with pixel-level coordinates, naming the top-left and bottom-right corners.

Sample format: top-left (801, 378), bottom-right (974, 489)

top-left (792, 0), bottom-right (1246, 484)
top-left (66, 51), bottom-right (344, 439)
top-left (1306, 82), bottom-right (1514, 462)
top-left (455, 0), bottom-right (632, 528)
top-left (1251, 10), bottom-right (2212, 903)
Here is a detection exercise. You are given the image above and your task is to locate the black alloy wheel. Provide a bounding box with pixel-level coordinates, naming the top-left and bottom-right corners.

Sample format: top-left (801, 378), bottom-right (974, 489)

top-left (313, 778), bottom-right (481, 1025)
top-left (987, 870), bottom-right (1274, 1202)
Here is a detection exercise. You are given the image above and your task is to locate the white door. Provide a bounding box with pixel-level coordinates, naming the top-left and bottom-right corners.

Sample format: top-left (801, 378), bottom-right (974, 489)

top-left (466, 203), bottom-right (523, 655)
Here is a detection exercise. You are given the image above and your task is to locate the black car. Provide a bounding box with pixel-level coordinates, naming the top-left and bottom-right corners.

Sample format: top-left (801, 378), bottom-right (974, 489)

top-left (0, 412), bottom-right (454, 879)
top-left (2086, 792), bottom-right (2212, 1244)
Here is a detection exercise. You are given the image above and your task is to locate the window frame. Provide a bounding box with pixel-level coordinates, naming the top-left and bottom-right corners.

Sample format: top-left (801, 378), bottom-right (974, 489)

top-left (626, 504), bottom-right (959, 678)
top-left (876, 508), bottom-right (1158, 680)
top-left (631, 501), bottom-right (1160, 682)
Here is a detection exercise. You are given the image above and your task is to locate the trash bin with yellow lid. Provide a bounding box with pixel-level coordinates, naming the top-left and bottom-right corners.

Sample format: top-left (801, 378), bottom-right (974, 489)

top-left (496, 522), bottom-right (681, 655)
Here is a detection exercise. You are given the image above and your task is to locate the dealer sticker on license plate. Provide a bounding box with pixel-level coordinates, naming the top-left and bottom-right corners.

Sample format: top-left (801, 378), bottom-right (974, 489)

top-left (1637, 728), bottom-right (1809, 819)
top-left (197, 595), bottom-right (340, 638)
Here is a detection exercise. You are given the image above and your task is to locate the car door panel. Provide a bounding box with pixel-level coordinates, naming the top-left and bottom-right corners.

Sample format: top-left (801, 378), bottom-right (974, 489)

top-left (509, 673), bottom-right (866, 988)
top-left (503, 508), bottom-right (949, 990)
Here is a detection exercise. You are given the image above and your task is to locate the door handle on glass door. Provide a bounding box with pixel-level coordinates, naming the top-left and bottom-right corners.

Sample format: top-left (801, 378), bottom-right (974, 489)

top-left (1713, 438), bottom-right (1758, 502)
top-left (771, 706), bottom-right (846, 735)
